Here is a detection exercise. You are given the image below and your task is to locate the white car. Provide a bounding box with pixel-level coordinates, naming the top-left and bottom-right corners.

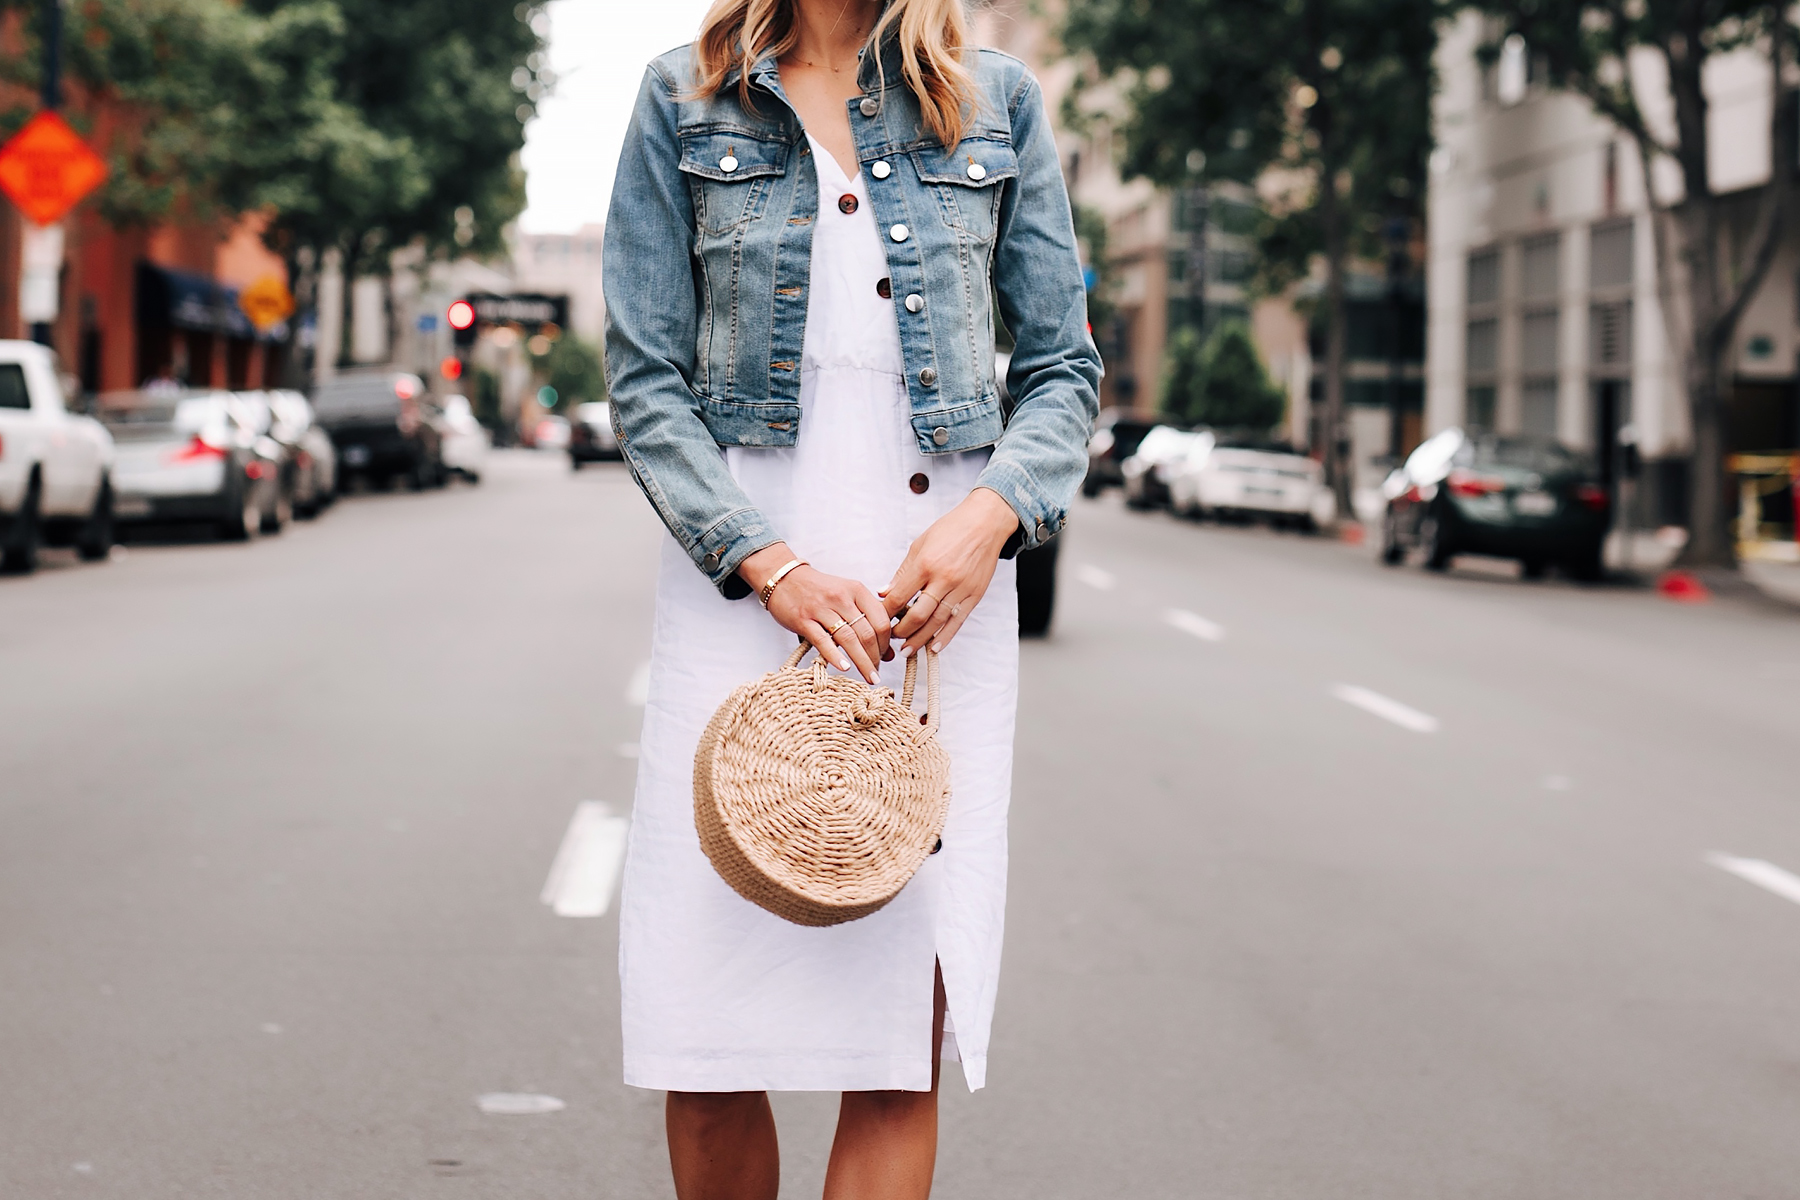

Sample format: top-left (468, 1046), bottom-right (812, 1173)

top-left (437, 394), bottom-right (489, 482)
top-left (0, 340), bottom-right (115, 572)
top-left (1169, 440), bottom-right (1337, 530)
top-left (1120, 425), bottom-right (1203, 509)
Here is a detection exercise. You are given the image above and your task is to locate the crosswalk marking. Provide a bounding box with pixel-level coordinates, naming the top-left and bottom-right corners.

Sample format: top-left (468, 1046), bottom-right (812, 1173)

top-left (1163, 607), bottom-right (1224, 642)
top-left (1707, 852), bottom-right (1800, 908)
top-left (541, 801), bottom-right (630, 918)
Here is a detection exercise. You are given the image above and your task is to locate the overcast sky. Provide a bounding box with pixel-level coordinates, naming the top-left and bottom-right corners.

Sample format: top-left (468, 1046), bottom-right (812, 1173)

top-left (518, 0), bottom-right (715, 234)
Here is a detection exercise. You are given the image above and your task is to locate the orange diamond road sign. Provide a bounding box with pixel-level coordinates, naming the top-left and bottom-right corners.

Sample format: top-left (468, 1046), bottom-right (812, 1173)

top-left (0, 112), bottom-right (108, 226)
top-left (239, 275), bottom-right (296, 332)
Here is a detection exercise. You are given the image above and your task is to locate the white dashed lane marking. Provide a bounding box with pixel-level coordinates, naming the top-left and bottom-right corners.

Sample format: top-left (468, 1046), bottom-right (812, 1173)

top-left (1707, 853), bottom-right (1800, 907)
top-left (1331, 684), bottom-right (1440, 733)
top-left (477, 1093), bottom-right (566, 1115)
top-left (1163, 608), bottom-right (1224, 642)
top-left (541, 801), bottom-right (630, 918)
top-left (1076, 564), bottom-right (1116, 591)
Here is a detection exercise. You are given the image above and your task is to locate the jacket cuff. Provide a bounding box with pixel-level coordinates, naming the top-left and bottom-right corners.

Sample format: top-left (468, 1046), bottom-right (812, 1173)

top-left (692, 507), bottom-right (780, 599)
top-left (974, 464), bottom-right (1065, 558)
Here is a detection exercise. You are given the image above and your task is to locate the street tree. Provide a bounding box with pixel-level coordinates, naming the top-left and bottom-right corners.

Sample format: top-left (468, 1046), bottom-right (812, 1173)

top-left (532, 332), bottom-right (605, 412)
top-left (1469, 1), bottom-right (1796, 568)
top-left (1162, 322), bottom-right (1287, 431)
top-left (1062, 0), bottom-right (1439, 507)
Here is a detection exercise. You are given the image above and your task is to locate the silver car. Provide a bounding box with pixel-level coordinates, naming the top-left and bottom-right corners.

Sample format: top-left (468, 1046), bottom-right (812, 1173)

top-left (99, 390), bottom-right (285, 540)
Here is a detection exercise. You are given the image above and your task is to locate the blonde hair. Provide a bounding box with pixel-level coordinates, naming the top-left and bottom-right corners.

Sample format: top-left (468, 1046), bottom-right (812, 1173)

top-left (691, 0), bottom-right (977, 148)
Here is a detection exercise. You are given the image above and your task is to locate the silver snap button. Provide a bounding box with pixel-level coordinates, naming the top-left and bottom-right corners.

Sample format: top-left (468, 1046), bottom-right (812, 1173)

top-left (931, 425), bottom-right (949, 445)
top-left (966, 162), bottom-right (987, 181)
top-left (920, 367), bottom-right (938, 387)
top-left (859, 96), bottom-right (879, 117)
top-left (870, 160), bottom-right (891, 179)
top-left (889, 223), bottom-right (909, 243)
top-left (719, 155), bottom-right (738, 173)
top-left (702, 551), bottom-right (720, 571)
top-left (1036, 521), bottom-right (1052, 541)
top-left (904, 293), bottom-right (924, 313)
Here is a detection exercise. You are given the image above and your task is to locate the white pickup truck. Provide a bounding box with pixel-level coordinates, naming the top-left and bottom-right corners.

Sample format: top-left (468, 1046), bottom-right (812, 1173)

top-left (0, 340), bottom-right (115, 573)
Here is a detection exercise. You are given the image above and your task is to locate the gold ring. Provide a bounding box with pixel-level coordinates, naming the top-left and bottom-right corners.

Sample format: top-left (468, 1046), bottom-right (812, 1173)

top-left (825, 617), bottom-right (849, 636)
top-left (949, 604), bottom-right (960, 618)
top-left (918, 590), bottom-right (943, 606)
top-left (851, 613), bottom-right (871, 627)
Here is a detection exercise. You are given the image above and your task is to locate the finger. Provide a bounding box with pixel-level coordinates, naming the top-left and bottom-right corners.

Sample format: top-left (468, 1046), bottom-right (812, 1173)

top-left (892, 587), bottom-right (942, 642)
top-left (833, 619), bottom-right (879, 683)
top-left (851, 587), bottom-right (892, 663)
top-left (802, 620), bottom-right (852, 673)
top-left (883, 560), bottom-right (926, 620)
top-left (927, 594), bottom-right (977, 653)
top-left (904, 592), bottom-right (963, 656)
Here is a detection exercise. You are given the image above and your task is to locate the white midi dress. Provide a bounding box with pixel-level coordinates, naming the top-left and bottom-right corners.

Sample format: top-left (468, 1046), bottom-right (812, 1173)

top-left (618, 134), bottom-right (1018, 1094)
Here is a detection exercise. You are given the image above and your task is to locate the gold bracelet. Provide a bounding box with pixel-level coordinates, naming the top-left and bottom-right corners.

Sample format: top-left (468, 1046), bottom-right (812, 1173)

top-left (758, 558), bottom-right (808, 609)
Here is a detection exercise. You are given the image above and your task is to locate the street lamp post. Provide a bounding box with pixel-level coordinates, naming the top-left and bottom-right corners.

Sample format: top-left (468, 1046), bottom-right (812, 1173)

top-left (1383, 215), bottom-right (1410, 465)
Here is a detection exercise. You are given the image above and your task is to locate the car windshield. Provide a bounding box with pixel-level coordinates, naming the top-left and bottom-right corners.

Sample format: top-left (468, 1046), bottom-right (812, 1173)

top-left (1461, 435), bottom-right (1589, 473)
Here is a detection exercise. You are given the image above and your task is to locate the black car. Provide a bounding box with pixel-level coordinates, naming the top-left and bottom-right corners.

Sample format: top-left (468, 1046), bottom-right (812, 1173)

top-left (312, 371), bottom-right (444, 490)
top-left (569, 401), bottom-right (623, 467)
top-left (1380, 429), bottom-right (1610, 579)
top-left (1082, 410), bottom-right (1156, 497)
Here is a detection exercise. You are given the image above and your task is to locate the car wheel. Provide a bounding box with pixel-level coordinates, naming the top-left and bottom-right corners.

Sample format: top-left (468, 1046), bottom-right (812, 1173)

top-left (1521, 557), bottom-right (1548, 580)
top-left (76, 478), bottom-right (115, 562)
top-left (1421, 510), bottom-right (1455, 571)
top-left (261, 486), bottom-right (291, 534)
top-left (1016, 539), bottom-right (1059, 637)
top-left (570, 455), bottom-right (584, 471)
top-left (464, 471), bottom-right (481, 485)
top-left (219, 482), bottom-right (259, 542)
top-left (1, 475), bottom-right (43, 574)
top-left (1565, 543), bottom-right (1605, 582)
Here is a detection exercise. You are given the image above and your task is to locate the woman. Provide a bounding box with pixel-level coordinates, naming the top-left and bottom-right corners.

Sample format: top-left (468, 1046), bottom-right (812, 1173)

top-left (603, 0), bottom-right (1099, 1193)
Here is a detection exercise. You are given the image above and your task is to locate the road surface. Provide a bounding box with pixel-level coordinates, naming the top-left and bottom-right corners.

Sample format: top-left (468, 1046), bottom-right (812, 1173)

top-left (4, 451), bottom-right (1799, 1197)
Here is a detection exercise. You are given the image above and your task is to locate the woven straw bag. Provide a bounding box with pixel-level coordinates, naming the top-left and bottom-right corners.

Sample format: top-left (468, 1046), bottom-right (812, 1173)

top-left (693, 644), bottom-right (951, 927)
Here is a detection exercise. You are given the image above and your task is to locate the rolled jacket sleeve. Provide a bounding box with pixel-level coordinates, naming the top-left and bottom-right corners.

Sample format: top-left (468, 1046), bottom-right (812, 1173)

top-left (978, 71), bottom-right (1103, 555)
top-left (603, 65), bottom-right (781, 598)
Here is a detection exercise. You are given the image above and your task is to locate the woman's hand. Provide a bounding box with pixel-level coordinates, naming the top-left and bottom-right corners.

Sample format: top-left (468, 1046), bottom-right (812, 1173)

top-left (738, 543), bottom-right (892, 683)
top-left (883, 488), bottom-right (1021, 656)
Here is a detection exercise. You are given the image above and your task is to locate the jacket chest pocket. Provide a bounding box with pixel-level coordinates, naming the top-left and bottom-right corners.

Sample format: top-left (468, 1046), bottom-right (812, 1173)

top-left (911, 138), bottom-right (1018, 243)
top-left (679, 131), bottom-right (790, 236)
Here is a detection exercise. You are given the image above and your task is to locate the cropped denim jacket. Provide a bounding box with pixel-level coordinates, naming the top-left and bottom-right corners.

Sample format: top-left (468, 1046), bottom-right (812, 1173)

top-left (603, 38), bottom-right (1101, 597)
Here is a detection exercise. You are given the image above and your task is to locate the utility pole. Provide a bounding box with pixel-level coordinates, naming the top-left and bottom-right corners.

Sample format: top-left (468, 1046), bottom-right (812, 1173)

top-left (26, 0), bottom-right (63, 348)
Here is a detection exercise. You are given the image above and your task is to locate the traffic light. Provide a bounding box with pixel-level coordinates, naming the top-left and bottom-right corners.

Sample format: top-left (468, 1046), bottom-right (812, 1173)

top-left (448, 299), bottom-right (477, 347)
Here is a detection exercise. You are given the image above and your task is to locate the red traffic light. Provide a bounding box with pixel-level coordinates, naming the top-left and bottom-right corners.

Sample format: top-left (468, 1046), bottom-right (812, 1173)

top-left (440, 356), bottom-right (463, 380)
top-left (447, 299), bottom-right (476, 331)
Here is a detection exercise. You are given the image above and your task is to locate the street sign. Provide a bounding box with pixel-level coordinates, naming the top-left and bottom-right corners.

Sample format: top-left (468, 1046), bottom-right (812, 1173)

top-left (238, 275), bottom-right (295, 332)
top-left (0, 111), bottom-right (106, 226)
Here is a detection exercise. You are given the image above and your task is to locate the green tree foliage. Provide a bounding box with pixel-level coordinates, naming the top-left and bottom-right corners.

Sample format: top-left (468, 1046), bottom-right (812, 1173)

top-left (1468, 1), bottom-right (1795, 568)
top-left (1062, 0), bottom-right (1438, 502)
top-left (1161, 322), bottom-right (1285, 431)
top-left (532, 334), bottom-right (605, 411)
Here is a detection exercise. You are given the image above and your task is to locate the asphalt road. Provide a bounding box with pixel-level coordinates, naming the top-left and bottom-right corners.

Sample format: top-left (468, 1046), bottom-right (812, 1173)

top-left (4, 450), bottom-right (1800, 1198)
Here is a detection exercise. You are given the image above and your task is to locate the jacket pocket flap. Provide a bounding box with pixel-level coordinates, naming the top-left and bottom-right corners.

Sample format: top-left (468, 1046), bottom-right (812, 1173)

top-left (679, 132), bottom-right (789, 182)
top-left (911, 138), bottom-right (1018, 187)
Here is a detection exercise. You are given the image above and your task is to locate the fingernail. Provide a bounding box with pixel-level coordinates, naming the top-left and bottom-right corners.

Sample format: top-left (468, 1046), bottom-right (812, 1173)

top-left (838, 657), bottom-right (851, 671)
top-left (930, 642), bottom-right (942, 653)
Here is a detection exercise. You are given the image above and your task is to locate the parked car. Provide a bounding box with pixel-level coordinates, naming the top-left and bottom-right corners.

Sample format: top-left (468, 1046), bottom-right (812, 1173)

top-left (436, 394), bottom-right (490, 483)
top-left (569, 401), bottom-right (622, 466)
top-left (1170, 436), bottom-right (1337, 530)
top-left (312, 371), bottom-right (443, 490)
top-left (0, 340), bottom-right (115, 572)
top-left (1379, 428), bottom-right (1609, 579)
top-left (1120, 426), bottom-right (1200, 509)
top-left (100, 390), bottom-right (284, 540)
top-left (1082, 409), bottom-right (1156, 497)
top-left (265, 389), bottom-right (337, 517)
top-left (532, 414), bottom-right (572, 451)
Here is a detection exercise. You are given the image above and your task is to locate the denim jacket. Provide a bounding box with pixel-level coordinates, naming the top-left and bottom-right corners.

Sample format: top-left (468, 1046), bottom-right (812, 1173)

top-left (603, 38), bottom-right (1101, 597)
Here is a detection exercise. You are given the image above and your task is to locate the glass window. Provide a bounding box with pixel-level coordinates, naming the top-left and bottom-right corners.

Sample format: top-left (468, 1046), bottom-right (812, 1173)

top-left (0, 363), bottom-right (28, 409)
top-left (1521, 381), bottom-right (1558, 438)
top-left (1467, 250), bottom-right (1500, 306)
top-left (1590, 221), bottom-right (1633, 289)
top-left (1466, 385), bottom-right (1496, 431)
top-left (1466, 319), bottom-right (1498, 373)
top-left (1521, 233), bottom-right (1560, 300)
top-left (1522, 309), bottom-right (1559, 373)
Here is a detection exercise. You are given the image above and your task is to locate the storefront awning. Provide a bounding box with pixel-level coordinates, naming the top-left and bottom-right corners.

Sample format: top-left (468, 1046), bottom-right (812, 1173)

top-left (135, 262), bottom-right (288, 343)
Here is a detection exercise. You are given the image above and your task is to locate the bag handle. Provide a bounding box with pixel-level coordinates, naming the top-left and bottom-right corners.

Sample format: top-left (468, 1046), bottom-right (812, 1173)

top-left (781, 643), bottom-right (940, 734)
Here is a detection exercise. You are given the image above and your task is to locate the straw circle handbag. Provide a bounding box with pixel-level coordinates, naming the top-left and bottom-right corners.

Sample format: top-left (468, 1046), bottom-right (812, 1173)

top-left (693, 644), bottom-right (951, 927)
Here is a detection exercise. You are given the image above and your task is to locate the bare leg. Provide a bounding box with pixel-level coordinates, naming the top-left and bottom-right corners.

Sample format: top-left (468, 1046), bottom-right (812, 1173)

top-left (822, 965), bottom-right (947, 1200)
top-left (666, 1090), bottom-right (779, 1200)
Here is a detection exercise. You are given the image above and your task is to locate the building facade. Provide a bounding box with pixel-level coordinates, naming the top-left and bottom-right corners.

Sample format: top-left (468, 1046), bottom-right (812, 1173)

top-left (1427, 12), bottom-right (1797, 529)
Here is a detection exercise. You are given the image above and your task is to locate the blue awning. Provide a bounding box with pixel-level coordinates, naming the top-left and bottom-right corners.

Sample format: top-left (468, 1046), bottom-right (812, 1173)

top-left (134, 262), bottom-right (287, 343)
